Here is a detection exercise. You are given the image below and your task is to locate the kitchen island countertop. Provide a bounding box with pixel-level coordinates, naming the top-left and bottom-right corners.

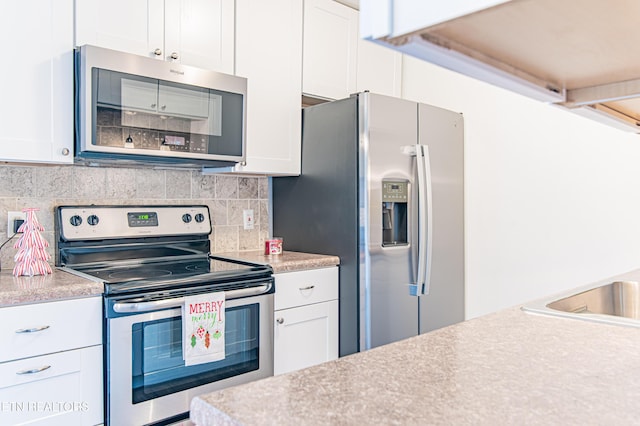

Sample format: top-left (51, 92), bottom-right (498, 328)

top-left (191, 268), bottom-right (640, 425)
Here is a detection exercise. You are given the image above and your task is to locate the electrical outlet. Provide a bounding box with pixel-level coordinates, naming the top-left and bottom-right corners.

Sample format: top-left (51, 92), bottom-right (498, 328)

top-left (7, 211), bottom-right (26, 235)
top-left (242, 209), bottom-right (254, 230)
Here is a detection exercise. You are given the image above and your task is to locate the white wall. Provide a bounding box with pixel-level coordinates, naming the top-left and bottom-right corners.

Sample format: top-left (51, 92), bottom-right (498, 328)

top-left (401, 55), bottom-right (640, 319)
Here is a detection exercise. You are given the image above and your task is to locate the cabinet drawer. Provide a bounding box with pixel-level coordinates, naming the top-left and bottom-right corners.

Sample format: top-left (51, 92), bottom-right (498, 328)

top-left (275, 267), bottom-right (338, 310)
top-left (0, 297), bottom-right (102, 363)
top-left (0, 345), bottom-right (103, 426)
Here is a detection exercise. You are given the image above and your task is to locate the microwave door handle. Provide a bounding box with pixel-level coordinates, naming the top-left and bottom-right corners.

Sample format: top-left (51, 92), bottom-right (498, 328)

top-left (112, 283), bottom-right (272, 313)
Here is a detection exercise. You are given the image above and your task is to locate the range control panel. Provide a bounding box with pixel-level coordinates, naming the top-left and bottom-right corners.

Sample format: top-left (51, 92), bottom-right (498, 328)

top-left (58, 205), bottom-right (211, 241)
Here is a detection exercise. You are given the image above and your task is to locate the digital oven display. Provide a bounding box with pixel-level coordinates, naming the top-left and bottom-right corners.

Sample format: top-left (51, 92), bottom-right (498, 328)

top-left (127, 212), bottom-right (159, 227)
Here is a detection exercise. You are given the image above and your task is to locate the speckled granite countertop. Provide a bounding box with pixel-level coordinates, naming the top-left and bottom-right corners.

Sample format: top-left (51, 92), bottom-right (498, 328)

top-left (191, 269), bottom-right (640, 425)
top-left (0, 268), bottom-right (103, 307)
top-left (215, 250), bottom-right (339, 273)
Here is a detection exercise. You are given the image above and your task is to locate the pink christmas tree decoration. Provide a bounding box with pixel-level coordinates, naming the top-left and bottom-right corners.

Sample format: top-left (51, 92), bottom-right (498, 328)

top-left (13, 208), bottom-right (52, 277)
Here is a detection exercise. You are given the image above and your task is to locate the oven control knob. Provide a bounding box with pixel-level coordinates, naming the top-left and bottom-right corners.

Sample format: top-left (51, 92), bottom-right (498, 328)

top-left (182, 213), bottom-right (192, 223)
top-left (87, 215), bottom-right (99, 226)
top-left (69, 215), bottom-right (83, 226)
top-left (195, 213), bottom-right (205, 223)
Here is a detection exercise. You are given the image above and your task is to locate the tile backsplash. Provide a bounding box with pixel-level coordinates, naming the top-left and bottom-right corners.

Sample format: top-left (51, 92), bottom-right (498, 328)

top-left (0, 165), bottom-right (269, 270)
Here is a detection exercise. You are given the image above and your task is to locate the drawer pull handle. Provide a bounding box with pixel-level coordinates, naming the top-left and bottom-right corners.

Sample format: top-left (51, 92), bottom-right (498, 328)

top-left (15, 325), bottom-right (50, 334)
top-left (299, 285), bottom-right (315, 291)
top-left (276, 318), bottom-right (284, 324)
top-left (16, 365), bottom-right (51, 375)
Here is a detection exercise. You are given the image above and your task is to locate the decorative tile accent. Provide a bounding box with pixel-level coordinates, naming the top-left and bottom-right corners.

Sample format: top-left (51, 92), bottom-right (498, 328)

top-left (36, 167), bottom-right (73, 198)
top-left (192, 174), bottom-right (217, 199)
top-left (258, 178), bottom-right (269, 200)
top-left (0, 166), bottom-right (35, 198)
top-left (208, 200), bottom-right (227, 226)
top-left (239, 177), bottom-right (259, 199)
top-left (238, 228), bottom-right (260, 251)
top-left (73, 167), bottom-right (107, 199)
top-left (214, 226), bottom-right (238, 252)
top-left (228, 200), bottom-right (249, 226)
top-left (257, 200), bottom-right (269, 228)
top-left (136, 169), bottom-right (165, 199)
top-left (215, 175), bottom-right (238, 199)
top-left (106, 168), bottom-right (137, 199)
top-left (166, 170), bottom-right (192, 199)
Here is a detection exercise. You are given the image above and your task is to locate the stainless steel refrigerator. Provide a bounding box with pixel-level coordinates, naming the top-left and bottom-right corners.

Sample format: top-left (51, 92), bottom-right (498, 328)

top-left (273, 92), bottom-right (464, 356)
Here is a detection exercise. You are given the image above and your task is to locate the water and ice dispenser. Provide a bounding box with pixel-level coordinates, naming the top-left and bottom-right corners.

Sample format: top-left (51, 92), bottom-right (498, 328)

top-left (382, 180), bottom-right (408, 246)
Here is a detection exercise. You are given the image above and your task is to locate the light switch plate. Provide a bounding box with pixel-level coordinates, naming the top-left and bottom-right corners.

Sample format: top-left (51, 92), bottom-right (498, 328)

top-left (242, 209), bottom-right (254, 230)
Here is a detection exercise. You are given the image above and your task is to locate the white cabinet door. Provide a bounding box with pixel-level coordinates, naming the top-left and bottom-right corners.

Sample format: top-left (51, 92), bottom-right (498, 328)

top-left (273, 267), bottom-right (339, 375)
top-left (303, 0), bottom-right (358, 100)
top-left (213, 0), bottom-right (303, 175)
top-left (274, 300), bottom-right (339, 375)
top-left (0, 0), bottom-right (73, 164)
top-left (76, 0), bottom-right (234, 72)
top-left (75, 0), bottom-right (164, 59)
top-left (356, 39), bottom-right (403, 98)
top-left (165, 0), bottom-right (235, 73)
top-left (0, 345), bottom-right (103, 426)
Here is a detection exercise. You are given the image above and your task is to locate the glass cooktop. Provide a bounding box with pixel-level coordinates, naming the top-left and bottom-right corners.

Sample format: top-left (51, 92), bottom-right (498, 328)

top-left (70, 256), bottom-right (272, 295)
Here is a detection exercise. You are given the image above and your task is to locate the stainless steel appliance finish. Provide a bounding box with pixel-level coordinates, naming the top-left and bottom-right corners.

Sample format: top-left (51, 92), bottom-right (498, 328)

top-left (273, 92), bottom-right (464, 355)
top-left (75, 45), bottom-right (247, 168)
top-left (55, 205), bottom-right (274, 426)
top-left (523, 281), bottom-right (640, 328)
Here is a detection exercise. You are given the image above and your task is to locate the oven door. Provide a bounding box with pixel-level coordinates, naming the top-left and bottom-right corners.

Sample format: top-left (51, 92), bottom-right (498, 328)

top-left (106, 290), bottom-right (273, 426)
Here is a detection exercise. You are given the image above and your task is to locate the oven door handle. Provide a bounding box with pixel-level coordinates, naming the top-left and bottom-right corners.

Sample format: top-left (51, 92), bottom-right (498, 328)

top-left (112, 283), bottom-right (272, 313)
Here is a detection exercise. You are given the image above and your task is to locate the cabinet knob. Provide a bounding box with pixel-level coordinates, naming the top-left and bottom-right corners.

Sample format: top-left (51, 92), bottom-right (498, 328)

top-left (154, 48), bottom-right (162, 56)
top-left (61, 148), bottom-right (70, 156)
top-left (170, 51), bottom-right (179, 60)
top-left (276, 318), bottom-right (284, 324)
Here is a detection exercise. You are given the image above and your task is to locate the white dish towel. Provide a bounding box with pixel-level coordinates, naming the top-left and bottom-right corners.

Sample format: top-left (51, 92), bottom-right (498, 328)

top-left (182, 292), bottom-right (226, 366)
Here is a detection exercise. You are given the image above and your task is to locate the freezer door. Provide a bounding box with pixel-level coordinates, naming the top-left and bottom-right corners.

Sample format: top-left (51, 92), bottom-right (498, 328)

top-left (417, 103), bottom-right (465, 334)
top-left (361, 93), bottom-right (420, 350)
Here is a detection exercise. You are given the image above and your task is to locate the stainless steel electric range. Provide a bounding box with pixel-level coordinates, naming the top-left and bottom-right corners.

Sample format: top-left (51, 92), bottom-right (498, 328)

top-left (55, 205), bottom-right (274, 426)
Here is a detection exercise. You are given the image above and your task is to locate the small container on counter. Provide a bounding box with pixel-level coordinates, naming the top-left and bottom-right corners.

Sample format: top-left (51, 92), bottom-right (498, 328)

top-left (264, 237), bottom-right (283, 255)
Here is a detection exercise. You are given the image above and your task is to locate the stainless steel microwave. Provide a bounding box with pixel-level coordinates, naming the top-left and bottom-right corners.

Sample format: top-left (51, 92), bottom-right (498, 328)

top-left (75, 45), bottom-right (247, 168)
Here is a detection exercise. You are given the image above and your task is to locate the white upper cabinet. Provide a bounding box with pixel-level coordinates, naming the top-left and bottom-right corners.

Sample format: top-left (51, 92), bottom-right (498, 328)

top-left (303, 0), bottom-right (358, 100)
top-left (164, 0), bottom-right (235, 74)
top-left (204, 0), bottom-right (303, 176)
top-left (76, 0), bottom-right (234, 74)
top-left (0, 0), bottom-right (74, 164)
top-left (356, 39), bottom-right (403, 98)
top-left (303, 0), bottom-right (402, 101)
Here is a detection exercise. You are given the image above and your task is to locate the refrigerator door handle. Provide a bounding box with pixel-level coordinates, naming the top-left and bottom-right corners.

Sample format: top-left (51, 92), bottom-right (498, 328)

top-left (421, 145), bottom-right (433, 295)
top-left (405, 144), bottom-right (432, 296)
top-left (413, 144), bottom-right (427, 296)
